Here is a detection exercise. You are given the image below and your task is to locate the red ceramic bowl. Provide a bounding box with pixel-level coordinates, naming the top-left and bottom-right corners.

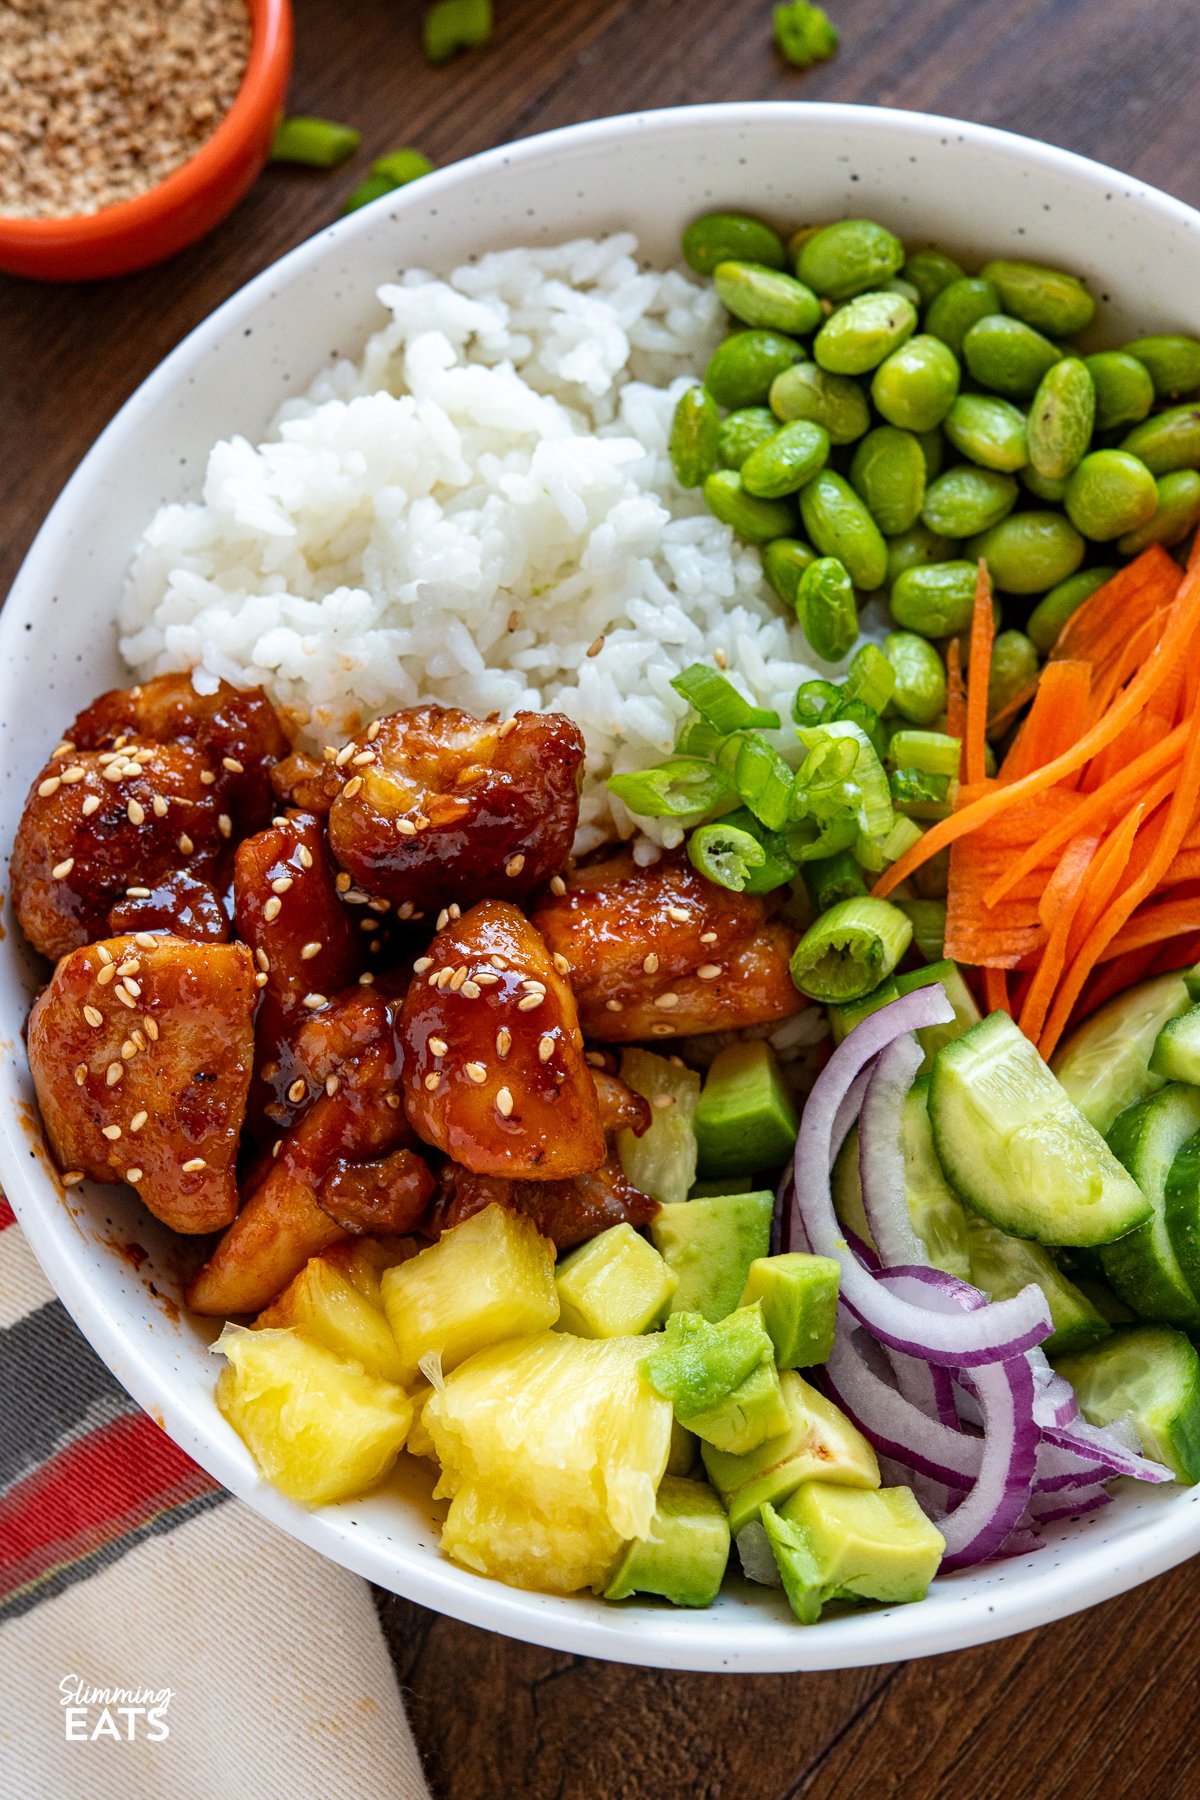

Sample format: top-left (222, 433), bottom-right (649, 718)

top-left (0, 0), bottom-right (293, 282)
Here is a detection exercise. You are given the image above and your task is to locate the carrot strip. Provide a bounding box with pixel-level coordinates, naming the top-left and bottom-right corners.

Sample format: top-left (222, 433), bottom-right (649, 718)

top-left (1149, 932), bottom-right (1200, 976)
top-left (1160, 850), bottom-right (1200, 886)
top-left (1000, 661), bottom-right (1092, 785)
top-left (1099, 896), bottom-right (1200, 961)
top-left (964, 562), bottom-right (995, 789)
top-left (1037, 833), bottom-right (1100, 932)
top-left (1053, 545), bottom-right (1182, 667)
top-left (982, 966), bottom-right (1010, 1016)
top-left (945, 635), bottom-right (966, 746)
top-left (1023, 812), bottom-right (1141, 1045)
top-left (1065, 803), bottom-right (1147, 965)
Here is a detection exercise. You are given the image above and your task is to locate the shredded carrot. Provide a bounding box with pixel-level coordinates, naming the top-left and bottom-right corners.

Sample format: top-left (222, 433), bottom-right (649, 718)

top-left (945, 635), bottom-right (966, 746)
top-left (982, 966), bottom-right (1009, 1015)
top-left (1053, 545), bottom-right (1182, 669)
top-left (1099, 896), bottom-right (1200, 961)
top-left (1000, 660), bottom-right (1092, 786)
top-left (1149, 933), bottom-right (1200, 976)
top-left (1161, 851), bottom-right (1200, 886)
top-left (1037, 834), bottom-right (1100, 933)
top-left (1076, 947), bottom-right (1162, 1019)
top-left (964, 562), bottom-right (995, 789)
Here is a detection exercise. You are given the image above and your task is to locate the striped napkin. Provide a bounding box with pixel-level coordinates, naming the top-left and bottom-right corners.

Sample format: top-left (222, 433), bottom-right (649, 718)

top-left (0, 1194), bottom-right (431, 1800)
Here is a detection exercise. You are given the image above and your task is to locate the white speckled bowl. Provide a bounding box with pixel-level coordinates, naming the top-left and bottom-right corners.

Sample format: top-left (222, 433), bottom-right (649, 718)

top-left (3, 104), bottom-right (1200, 1671)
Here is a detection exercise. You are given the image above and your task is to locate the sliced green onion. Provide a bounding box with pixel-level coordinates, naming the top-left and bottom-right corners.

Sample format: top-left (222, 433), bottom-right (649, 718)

top-left (672, 664), bottom-right (781, 733)
top-left (881, 816), bottom-right (925, 864)
top-left (829, 695), bottom-right (887, 762)
top-left (674, 717), bottom-right (725, 758)
top-left (344, 172), bottom-right (398, 213)
top-left (774, 0), bottom-right (839, 68)
top-left (803, 849), bottom-right (868, 914)
top-left (798, 721), bottom-right (893, 841)
top-left (688, 822), bottom-right (768, 892)
top-left (843, 643), bottom-right (896, 715)
top-left (783, 811), bottom-right (859, 862)
top-left (896, 897), bottom-right (947, 962)
top-left (792, 678), bottom-right (840, 729)
top-left (719, 807), bottom-right (799, 893)
top-left (607, 757), bottom-right (735, 819)
top-left (424, 0), bottom-right (493, 63)
top-left (372, 148), bottom-right (435, 186)
top-left (788, 897), bottom-right (914, 1003)
top-left (887, 730), bottom-right (962, 777)
top-left (270, 116), bottom-right (362, 168)
top-left (890, 767), bottom-right (953, 821)
top-left (853, 831), bottom-right (886, 875)
top-left (716, 733), bottom-right (795, 831)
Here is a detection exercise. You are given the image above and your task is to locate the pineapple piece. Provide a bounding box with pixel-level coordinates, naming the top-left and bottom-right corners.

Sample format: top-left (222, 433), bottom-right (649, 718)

top-left (406, 1383), bottom-right (438, 1460)
top-left (555, 1222), bottom-right (677, 1338)
top-left (215, 1325), bottom-right (411, 1507)
top-left (425, 1330), bottom-right (672, 1594)
top-left (380, 1203), bottom-right (558, 1384)
top-left (256, 1256), bottom-right (407, 1385)
top-left (616, 1049), bottom-right (700, 1207)
top-left (321, 1237), bottom-right (419, 1310)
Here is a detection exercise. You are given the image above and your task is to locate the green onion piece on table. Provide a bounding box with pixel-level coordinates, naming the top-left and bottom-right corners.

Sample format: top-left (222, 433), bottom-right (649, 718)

top-left (424, 0), bottom-right (493, 63)
top-left (373, 149), bottom-right (436, 185)
top-left (270, 117), bottom-right (362, 168)
top-left (887, 729), bottom-right (962, 778)
top-left (607, 757), bottom-right (735, 819)
top-left (773, 0), bottom-right (839, 67)
top-left (688, 823), bottom-right (768, 892)
top-left (789, 897), bottom-right (913, 1002)
top-left (344, 172), bottom-right (398, 213)
top-left (672, 664), bottom-right (781, 732)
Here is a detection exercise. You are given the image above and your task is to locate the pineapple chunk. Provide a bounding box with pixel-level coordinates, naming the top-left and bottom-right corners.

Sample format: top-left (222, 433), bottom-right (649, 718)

top-left (555, 1222), bottom-right (677, 1337)
top-left (323, 1237), bottom-right (420, 1309)
top-left (617, 1048), bottom-right (700, 1206)
top-left (215, 1325), bottom-right (411, 1507)
top-left (381, 1204), bottom-right (558, 1384)
top-left (425, 1331), bottom-right (672, 1593)
top-left (406, 1384), bottom-right (437, 1460)
top-left (256, 1256), bottom-right (407, 1385)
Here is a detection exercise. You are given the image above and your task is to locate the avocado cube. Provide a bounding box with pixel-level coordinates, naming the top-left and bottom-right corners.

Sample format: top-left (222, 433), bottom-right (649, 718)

top-left (702, 1370), bottom-right (879, 1536)
top-left (616, 1048), bottom-right (701, 1206)
top-left (694, 1042), bottom-right (798, 1179)
top-left (683, 1357), bottom-right (791, 1455)
top-left (641, 1307), bottom-right (788, 1455)
top-left (603, 1476), bottom-right (731, 1607)
top-left (689, 1175), bottom-right (754, 1197)
top-left (762, 1482), bottom-right (946, 1623)
top-left (650, 1191), bottom-right (774, 1321)
top-left (666, 1416), bottom-right (698, 1477)
top-left (555, 1223), bottom-right (677, 1338)
top-left (739, 1253), bottom-right (840, 1368)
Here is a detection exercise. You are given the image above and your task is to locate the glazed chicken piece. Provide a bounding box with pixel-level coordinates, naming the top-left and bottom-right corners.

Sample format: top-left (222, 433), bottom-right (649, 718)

top-left (187, 989), bottom-right (432, 1315)
top-left (270, 751), bottom-right (343, 817)
top-left (530, 849), bottom-right (804, 1041)
top-left (107, 870), bottom-right (229, 942)
top-left (318, 1150), bottom-right (434, 1235)
top-left (253, 985), bottom-right (396, 1137)
top-left (27, 935), bottom-right (256, 1234)
top-left (326, 705), bottom-right (584, 912)
top-left (432, 1154), bottom-right (656, 1251)
top-left (11, 743), bottom-right (226, 961)
top-left (69, 672), bottom-right (290, 835)
top-left (400, 899), bottom-right (605, 1180)
top-left (592, 1069), bottom-right (653, 1137)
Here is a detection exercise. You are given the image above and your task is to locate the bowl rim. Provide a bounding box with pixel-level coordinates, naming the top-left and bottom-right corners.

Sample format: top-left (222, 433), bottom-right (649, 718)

top-left (0, 0), bottom-right (291, 245)
top-left (5, 98), bottom-right (1200, 1672)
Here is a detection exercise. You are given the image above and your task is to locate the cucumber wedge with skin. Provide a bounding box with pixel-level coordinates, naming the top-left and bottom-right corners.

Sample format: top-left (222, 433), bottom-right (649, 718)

top-left (1165, 1130), bottom-right (1200, 1299)
top-left (1052, 971), bottom-right (1195, 1134)
top-left (966, 1216), bottom-right (1110, 1357)
top-left (930, 1011), bottom-right (1150, 1247)
top-left (1151, 1006), bottom-right (1200, 1086)
top-left (1054, 1324), bottom-right (1200, 1483)
top-left (1102, 1085), bottom-right (1200, 1328)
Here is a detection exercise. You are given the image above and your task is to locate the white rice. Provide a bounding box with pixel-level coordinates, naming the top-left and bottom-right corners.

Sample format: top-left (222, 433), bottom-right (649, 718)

top-left (120, 233), bottom-right (839, 854)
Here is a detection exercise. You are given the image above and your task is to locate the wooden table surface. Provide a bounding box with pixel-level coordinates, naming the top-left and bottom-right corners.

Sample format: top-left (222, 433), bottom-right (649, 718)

top-left (6, 1), bottom-right (1200, 1793)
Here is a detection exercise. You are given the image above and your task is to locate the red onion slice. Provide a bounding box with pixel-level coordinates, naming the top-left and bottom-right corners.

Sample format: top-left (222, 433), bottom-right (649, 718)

top-left (824, 1316), bottom-right (981, 1488)
top-left (938, 1352), bottom-right (1040, 1570)
top-left (1027, 1487), bottom-right (1114, 1526)
top-left (1042, 1420), bottom-right (1172, 1484)
top-left (858, 1033), bottom-right (927, 1268)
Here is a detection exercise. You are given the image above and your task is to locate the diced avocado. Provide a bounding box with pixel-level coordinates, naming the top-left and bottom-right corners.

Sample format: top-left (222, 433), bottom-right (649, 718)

top-left (894, 959), bottom-right (983, 1070)
top-left (1052, 971), bottom-right (1194, 1133)
top-left (739, 1253), bottom-right (840, 1367)
top-left (685, 1359), bottom-right (792, 1455)
top-left (1151, 1006), bottom-right (1200, 1086)
top-left (762, 1482), bottom-right (945, 1624)
top-left (895, 897), bottom-right (946, 963)
top-left (930, 1010), bottom-right (1150, 1247)
top-left (554, 1223), bottom-right (677, 1338)
top-left (1055, 1324), bottom-right (1200, 1484)
top-left (667, 1416), bottom-right (698, 1477)
top-left (965, 1216), bottom-right (1110, 1357)
top-left (603, 1475), bottom-right (732, 1607)
top-left (1102, 1085), bottom-right (1200, 1327)
top-left (689, 1174), bottom-right (754, 1197)
top-left (831, 1076), bottom-right (972, 1280)
top-left (640, 1306), bottom-right (787, 1453)
top-left (701, 1369), bottom-right (880, 1536)
top-left (1166, 1130), bottom-right (1200, 1297)
top-left (616, 1048), bottom-right (700, 1206)
top-left (650, 1191), bottom-right (774, 1321)
top-left (694, 1042), bottom-right (798, 1179)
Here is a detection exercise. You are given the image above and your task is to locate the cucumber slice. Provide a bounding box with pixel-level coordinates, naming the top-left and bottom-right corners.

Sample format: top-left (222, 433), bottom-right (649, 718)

top-left (894, 960), bottom-right (983, 1070)
top-left (1102, 1086), bottom-right (1200, 1327)
top-left (1165, 1130), bottom-right (1200, 1298)
top-left (831, 1076), bottom-right (972, 1281)
top-left (930, 1011), bottom-right (1150, 1247)
top-left (1055, 1324), bottom-right (1200, 1483)
top-left (965, 1216), bottom-right (1110, 1357)
top-left (1151, 1006), bottom-right (1200, 1085)
top-left (1051, 971), bottom-right (1194, 1134)
top-left (1187, 967), bottom-right (1200, 1004)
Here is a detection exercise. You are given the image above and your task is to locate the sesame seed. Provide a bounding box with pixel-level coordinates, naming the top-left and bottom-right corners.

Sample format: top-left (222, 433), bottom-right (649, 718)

top-left (127, 798), bottom-right (145, 826)
top-left (181, 1158), bottom-right (207, 1173)
top-left (358, 972), bottom-right (376, 986)
top-left (61, 766), bottom-right (85, 784)
top-left (102, 1124), bottom-right (122, 1140)
top-left (498, 717), bottom-right (519, 739)
top-left (505, 854), bottom-right (526, 878)
top-left (643, 953), bottom-right (660, 975)
top-left (449, 966), bottom-right (468, 992)
top-left (255, 972), bottom-right (268, 988)
top-left (398, 818), bottom-right (417, 837)
top-left (436, 910), bottom-right (450, 932)
top-left (552, 953), bottom-right (571, 976)
top-left (461, 979), bottom-right (482, 999)
top-left (697, 964), bottom-right (722, 981)
top-left (83, 1005), bottom-right (103, 1028)
top-left (367, 720), bottom-right (381, 742)
top-left (222, 756), bottom-right (245, 774)
top-left (473, 971), bottom-right (500, 987)
top-left (605, 999), bottom-right (624, 1013)
top-left (135, 933), bottom-right (157, 950)
top-left (263, 896), bottom-right (282, 922)
top-left (465, 1062), bottom-right (487, 1084)
top-left (496, 1086), bottom-right (514, 1117)
top-left (38, 776), bottom-right (61, 798)
top-left (538, 1035), bottom-right (555, 1062)
top-left (424, 1072), bottom-right (440, 1092)
top-left (121, 1041), bottom-right (137, 1061)
top-left (652, 1023), bottom-right (674, 1036)
top-left (117, 960), bottom-right (139, 976)
top-left (297, 844), bottom-right (314, 871)
top-left (115, 988), bottom-right (137, 1010)
top-left (123, 977), bottom-right (141, 998)
top-left (586, 635), bottom-right (605, 658)
top-left (287, 1079), bottom-right (306, 1103)
top-left (517, 992), bottom-right (544, 1012)
top-left (101, 764), bottom-right (125, 784)
top-left (428, 1037), bottom-right (448, 1057)
top-left (132, 1030), bottom-right (146, 1051)
top-left (255, 949), bottom-right (270, 973)
top-left (200, 770), bottom-right (216, 786)
top-left (489, 954), bottom-right (506, 970)
top-left (97, 945), bottom-right (113, 964)
top-left (52, 858), bottom-right (74, 879)
top-left (714, 648), bottom-right (729, 670)
top-left (666, 906), bottom-right (690, 924)
top-left (520, 978), bottom-right (545, 993)
top-left (496, 1028), bottom-right (512, 1058)
top-left (584, 1050), bottom-right (607, 1068)
top-left (53, 741), bottom-right (74, 758)
top-left (336, 872), bottom-right (352, 893)
top-left (152, 795), bottom-right (169, 818)
top-left (323, 744), bottom-right (338, 763)
top-left (302, 993), bottom-right (326, 1010)
top-left (550, 874), bottom-right (568, 897)
top-left (218, 814), bottom-right (232, 838)
top-left (352, 750), bottom-right (374, 766)
top-left (343, 776), bottom-right (363, 799)
top-left (368, 896), bottom-right (391, 914)
top-left (654, 1093), bottom-right (676, 1110)
top-left (271, 876), bottom-right (293, 894)
top-left (178, 834), bottom-right (194, 856)
top-left (448, 904), bottom-right (462, 922)
top-left (699, 931), bottom-right (719, 944)
top-left (97, 964), bottom-right (115, 986)
top-left (126, 1168), bottom-right (143, 1184)
top-left (81, 794), bottom-right (101, 817)
top-left (143, 1018), bottom-right (159, 1041)
top-left (325, 1075), bottom-right (340, 1097)
top-left (335, 744), bottom-right (355, 767)
top-left (435, 967), bottom-right (455, 991)
top-left (126, 886), bottom-right (151, 899)
top-left (130, 1112), bottom-right (148, 1133)
top-left (272, 1139), bottom-right (282, 1158)
top-left (412, 957), bottom-right (433, 975)
top-left (73, 1062), bottom-right (87, 1085)
top-left (61, 1171), bottom-right (84, 1188)
top-left (654, 992), bottom-right (680, 1010)
top-left (299, 942), bottom-right (323, 961)
top-left (105, 1063), bottom-right (123, 1086)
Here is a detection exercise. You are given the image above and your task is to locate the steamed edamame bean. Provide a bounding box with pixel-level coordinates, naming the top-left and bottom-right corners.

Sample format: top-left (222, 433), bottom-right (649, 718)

top-left (917, 429), bottom-right (944, 479)
top-left (770, 362), bottom-right (871, 442)
top-left (943, 394), bottom-right (1029, 472)
top-left (889, 561), bottom-right (978, 636)
top-left (885, 524), bottom-right (958, 586)
top-left (1119, 405), bottom-right (1200, 475)
top-left (795, 557), bottom-right (859, 661)
top-left (1064, 450), bottom-right (1158, 541)
top-left (1117, 469), bottom-right (1200, 555)
top-left (987, 630), bottom-right (1040, 722)
top-left (885, 277), bottom-right (922, 308)
top-left (1026, 357), bottom-right (1096, 482)
top-left (1021, 465), bottom-right (1069, 502)
top-left (713, 261), bottom-right (823, 335)
top-left (684, 212), bottom-right (787, 275)
top-left (669, 384), bottom-right (721, 487)
top-left (762, 537), bottom-right (818, 606)
top-left (705, 329), bottom-right (805, 409)
top-left (799, 470), bottom-right (889, 589)
top-left (1083, 351), bottom-right (1154, 433)
top-left (967, 512), bottom-right (1085, 591)
top-left (883, 630), bottom-right (947, 725)
top-left (1027, 568), bottom-right (1116, 652)
top-left (962, 315), bottom-right (1062, 399)
top-left (901, 248), bottom-right (965, 309)
top-left (1122, 335), bottom-right (1200, 400)
top-left (718, 407), bottom-right (778, 469)
top-left (922, 466), bottom-right (1018, 537)
top-left (979, 258), bottom-right (1096, 336)
top-left (849, 427), bottom-right (927, 535)
top-left (871, 334), bottom-right (961, 431)
top-left (741, 420), bottom-right (831, 497)
top-left (703, 468), bottom-right (796, 542)
top-left (925, 277), bottom-right (1002, 356)
top-left (794, 218), bottom-right (905, 300)
top-left (814, 291), bottom-right (917, 375)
